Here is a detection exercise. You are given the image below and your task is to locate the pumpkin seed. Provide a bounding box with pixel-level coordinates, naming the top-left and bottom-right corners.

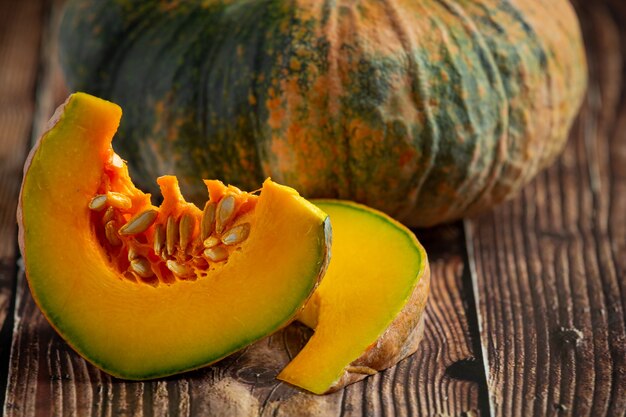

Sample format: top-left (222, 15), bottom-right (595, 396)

top-left (221, 223), bottom-right (250, 246)
top-left (216, 194), bottom-right (236, 234)
top-left (127, 247), bottom-right (139, 261)
top-left (166, 215), bottom-right (179, 255)
top-left (166, 260), bottom-right (194, 277)
top-left (201, 202), bottom-right (216, 240)
top-left (102, 206), bottom-right (115, 224)
top-left (119, 209), bottom-right (158, 235)
top-left (111, 153), bottom-right (124, 168)
top-left (88, 194), bottom-right (108, 211)
top-left (153, 223), bottom-right (165, 255)
top-left (130, 257), bottom-right (154, 278)
top-left (204, 246), bottom-right (228, 262)
top-left (106, 192), bottom-right (132, 210)
top-left (203, 236), bottom-right (220, 248)
top-left (104, 221), bottom-right (122, 246)
top-left (179, 213), bottom-right (196, 252)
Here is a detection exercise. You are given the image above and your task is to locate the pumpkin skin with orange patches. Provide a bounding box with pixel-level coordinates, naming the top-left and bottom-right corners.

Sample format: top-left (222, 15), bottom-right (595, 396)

top-left (60, 0), bottom-right (587, 226)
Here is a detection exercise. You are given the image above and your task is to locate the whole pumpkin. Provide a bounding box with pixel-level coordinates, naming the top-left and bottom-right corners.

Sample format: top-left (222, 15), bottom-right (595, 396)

top-left (59, 0), bottom-right (587, 227)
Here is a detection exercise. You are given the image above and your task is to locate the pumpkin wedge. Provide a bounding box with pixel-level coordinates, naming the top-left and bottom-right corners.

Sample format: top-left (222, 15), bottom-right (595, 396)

top-left (17, 92), bottom-right (331, 380)
top-left (278, 201), bottom-right (430, 394)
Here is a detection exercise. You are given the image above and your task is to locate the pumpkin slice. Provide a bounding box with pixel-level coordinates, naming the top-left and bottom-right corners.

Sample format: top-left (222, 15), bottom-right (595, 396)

top-left (278, 201), bottom-right (429, 394)
top-left (17, 92), bottom-right (331, 380)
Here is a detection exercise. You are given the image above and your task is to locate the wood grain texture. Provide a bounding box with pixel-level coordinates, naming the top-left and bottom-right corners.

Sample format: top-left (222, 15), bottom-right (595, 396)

top-left (7, 0), bottom-right (624, 415)
top-left (465, 1), bottom-right (626, 416)
top-left (2, 1), bottom-right (485, 415)
top-left (4, 228), bottom-right (485, 416)
top-left (0, 0), bottom-right (43, 335)
top-left (31, 0), bottom-right (69, 143)
top-left (0, 0), bottom-right (45, 402)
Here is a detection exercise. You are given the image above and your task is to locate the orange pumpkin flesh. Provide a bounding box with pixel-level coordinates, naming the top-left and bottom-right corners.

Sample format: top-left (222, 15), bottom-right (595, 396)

top-left (279, 201), bottom-right (429, 394)
top-left (17, 92), bottom-right (331, 379)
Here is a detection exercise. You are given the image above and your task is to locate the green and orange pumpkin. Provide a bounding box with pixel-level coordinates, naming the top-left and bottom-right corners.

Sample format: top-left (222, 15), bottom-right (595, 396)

top-left (59, 0), bottom-right (587, 227)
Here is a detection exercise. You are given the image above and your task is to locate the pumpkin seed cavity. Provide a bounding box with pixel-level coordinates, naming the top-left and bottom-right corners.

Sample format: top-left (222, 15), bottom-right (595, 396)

top-left (91, 191), bottom-right (252, 286)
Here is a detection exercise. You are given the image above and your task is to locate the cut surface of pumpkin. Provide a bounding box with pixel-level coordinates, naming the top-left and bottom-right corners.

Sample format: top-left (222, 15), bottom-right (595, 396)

top-left (278, 200), bottom-right (429, 394)
top-left (17, 92), bottom-right (331, 380)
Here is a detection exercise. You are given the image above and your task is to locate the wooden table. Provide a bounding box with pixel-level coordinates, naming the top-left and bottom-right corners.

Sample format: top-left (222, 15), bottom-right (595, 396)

top-left (0, 0), bottom-right (624, 415)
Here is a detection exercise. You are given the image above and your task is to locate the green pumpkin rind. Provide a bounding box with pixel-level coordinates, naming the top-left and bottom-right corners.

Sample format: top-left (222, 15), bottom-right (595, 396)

top-left (60, 0), bottom-right (587, 227)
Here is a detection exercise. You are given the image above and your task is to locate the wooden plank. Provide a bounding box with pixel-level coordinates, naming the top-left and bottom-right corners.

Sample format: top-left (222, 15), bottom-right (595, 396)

top-left (30, 0), bottom-right (70, 142)
top-left (4, 1), bottom-right (486, 416)
top-left (5, 228), bottom-right (486, 416)
top-left (466, 1), bottom-right (626, 416)
top-left (0, 0), bottom-right (45, 405)
top-left (0, 0), bottom-right (44, 337)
